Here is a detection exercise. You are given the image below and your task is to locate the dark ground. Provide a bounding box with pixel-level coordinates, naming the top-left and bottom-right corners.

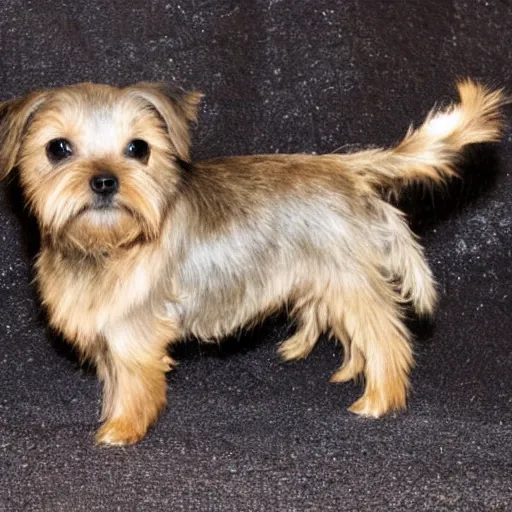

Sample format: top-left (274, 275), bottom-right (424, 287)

top-left (0, 1), bottom-right (511, 510)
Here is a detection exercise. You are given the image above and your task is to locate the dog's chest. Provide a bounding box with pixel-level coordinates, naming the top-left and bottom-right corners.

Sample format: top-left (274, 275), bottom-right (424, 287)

top-left (36, 248), bottom-right (160, 344)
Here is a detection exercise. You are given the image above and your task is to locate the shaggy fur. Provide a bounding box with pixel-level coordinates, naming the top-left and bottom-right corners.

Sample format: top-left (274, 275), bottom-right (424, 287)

top-left (0, 80), bottom-right (505, 445)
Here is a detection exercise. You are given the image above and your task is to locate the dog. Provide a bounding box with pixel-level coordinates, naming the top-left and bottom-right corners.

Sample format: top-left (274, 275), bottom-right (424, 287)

top-left (0, 80), bottom-right (505, 445)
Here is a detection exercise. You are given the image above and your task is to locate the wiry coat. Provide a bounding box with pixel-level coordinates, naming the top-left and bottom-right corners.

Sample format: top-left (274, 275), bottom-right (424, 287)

top-left (0, 80), bottom-right (505, 444)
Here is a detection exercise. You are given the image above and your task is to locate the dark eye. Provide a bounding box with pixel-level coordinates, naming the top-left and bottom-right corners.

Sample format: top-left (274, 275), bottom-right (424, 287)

top-left (125, 139), bottom-right (150, 162)
top-left (46, 138), bottom-right (73, 162)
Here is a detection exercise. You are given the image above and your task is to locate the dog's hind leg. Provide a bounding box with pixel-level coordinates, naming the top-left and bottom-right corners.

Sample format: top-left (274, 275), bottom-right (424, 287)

top-left (333, 266), bottom-right (414, 417)
top-left (278, 299), bottom-right (327, 361)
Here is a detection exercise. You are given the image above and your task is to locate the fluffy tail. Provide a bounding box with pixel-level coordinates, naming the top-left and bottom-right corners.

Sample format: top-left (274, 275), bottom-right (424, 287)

top-left (340, 79), bottom-right (507, 193)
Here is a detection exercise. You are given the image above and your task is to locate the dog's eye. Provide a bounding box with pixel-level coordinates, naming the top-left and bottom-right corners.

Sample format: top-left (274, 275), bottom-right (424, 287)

top-left (125, 139), bottom-right (150, 162)
top-left (46, 139), bottom-right (73, 162)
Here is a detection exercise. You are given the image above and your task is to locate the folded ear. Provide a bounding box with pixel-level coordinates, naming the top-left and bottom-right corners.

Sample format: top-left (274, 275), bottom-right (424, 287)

top-left (126, 83), bottom-right (203, 162)
top-left (0, 90), bottom-right (48, 179)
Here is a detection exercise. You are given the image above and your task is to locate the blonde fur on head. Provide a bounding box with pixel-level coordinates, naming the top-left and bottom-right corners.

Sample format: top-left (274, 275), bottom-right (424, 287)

top-left (0, 79), bottom-right (506, 444)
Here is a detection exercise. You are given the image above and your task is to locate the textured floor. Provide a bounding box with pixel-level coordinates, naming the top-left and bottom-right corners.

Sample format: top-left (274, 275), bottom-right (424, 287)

top-left (0, 1), bottom-right (511, 510)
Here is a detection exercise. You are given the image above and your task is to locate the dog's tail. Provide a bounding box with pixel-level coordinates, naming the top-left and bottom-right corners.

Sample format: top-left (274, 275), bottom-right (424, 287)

top-left (339, 79), bottom-right (507, 194)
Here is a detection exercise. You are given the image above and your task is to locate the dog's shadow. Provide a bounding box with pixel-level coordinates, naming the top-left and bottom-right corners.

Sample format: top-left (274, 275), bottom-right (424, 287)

top-left (171, 312), bottom-right (293, 364)
top-left (3, 144), bottom-right (502, 366)
top-left (395, 144), bottom-right (501, 235)
top-left (4, 170), bottom-right (41, 258)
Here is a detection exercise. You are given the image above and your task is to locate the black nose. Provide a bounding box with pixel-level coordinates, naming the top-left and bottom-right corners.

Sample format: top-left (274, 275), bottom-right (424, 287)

top-left (90, 174), bottom-right (119, 196)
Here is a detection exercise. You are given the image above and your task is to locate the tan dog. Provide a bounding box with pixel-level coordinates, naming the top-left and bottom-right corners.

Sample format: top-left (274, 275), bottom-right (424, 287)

top-left (0, 80), bottom-right (505, 445)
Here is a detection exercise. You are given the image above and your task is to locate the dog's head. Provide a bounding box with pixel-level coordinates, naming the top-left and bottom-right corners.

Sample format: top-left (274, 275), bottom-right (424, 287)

top-left (0, 82), bottom-right (202, 253)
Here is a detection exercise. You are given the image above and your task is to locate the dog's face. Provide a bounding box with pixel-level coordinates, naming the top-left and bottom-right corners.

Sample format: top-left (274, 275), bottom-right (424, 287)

top-left (0, 83), bottom-right (202, 253)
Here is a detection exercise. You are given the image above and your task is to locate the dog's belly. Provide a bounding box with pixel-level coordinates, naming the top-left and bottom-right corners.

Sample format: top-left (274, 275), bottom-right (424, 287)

top-left (177, 262), bottom-right (294, 340)
top-left (174, 204), bottom-right (355, 340)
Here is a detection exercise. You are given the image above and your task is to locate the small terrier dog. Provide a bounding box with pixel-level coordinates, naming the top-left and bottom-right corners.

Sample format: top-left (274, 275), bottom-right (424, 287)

top-left (0, 80), bottom-right (505, 445)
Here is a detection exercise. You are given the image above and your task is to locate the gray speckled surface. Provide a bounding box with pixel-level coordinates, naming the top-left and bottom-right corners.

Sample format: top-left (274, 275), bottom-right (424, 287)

top-left (0, 1), bottom-right (511, 510)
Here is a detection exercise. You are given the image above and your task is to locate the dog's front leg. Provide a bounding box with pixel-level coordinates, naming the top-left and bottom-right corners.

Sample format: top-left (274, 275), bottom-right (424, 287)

top-left (94, 312), bottom-right (179, 446)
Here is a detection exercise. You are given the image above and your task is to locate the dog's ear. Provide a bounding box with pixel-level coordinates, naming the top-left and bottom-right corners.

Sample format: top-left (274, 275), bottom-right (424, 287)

top-left (126, 83), bottom-right (203, 162)
top-left (0, 90), bottom-right (48, 179)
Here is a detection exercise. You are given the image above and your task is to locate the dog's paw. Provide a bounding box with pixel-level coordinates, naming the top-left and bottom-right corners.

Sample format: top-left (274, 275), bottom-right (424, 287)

top-left (330, 355), bottom-right (364, 383)
top-left (95, 418), bottom-right (146, 446)
top-left (348, 386), bottom-right (407, 418)
top-left (330, 365), bottom-right (361, 383)
top-left (278, 335), bottom-right (314, 361)
top-left (347, 396), bottom-right (385, 418)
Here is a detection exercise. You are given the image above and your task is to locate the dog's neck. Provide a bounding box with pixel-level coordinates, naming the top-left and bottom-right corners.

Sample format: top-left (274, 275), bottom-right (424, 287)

top-left (41, 235), bottom-right (153, 269)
